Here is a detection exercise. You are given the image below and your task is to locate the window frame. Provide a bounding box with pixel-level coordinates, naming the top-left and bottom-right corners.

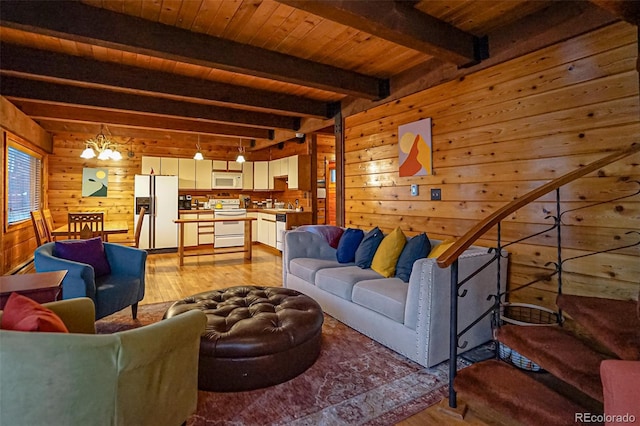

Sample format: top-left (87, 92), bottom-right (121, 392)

top-left (5, 135), bottom-right (44, 230)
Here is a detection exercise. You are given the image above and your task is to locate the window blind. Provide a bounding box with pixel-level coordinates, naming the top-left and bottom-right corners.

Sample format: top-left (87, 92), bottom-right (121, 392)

top-left (7, 145), bottom-right (42, 224)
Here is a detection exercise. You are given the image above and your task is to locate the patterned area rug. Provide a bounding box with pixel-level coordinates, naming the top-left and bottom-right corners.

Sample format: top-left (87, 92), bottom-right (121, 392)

top-left (96, 302), bottom-right (468, 425)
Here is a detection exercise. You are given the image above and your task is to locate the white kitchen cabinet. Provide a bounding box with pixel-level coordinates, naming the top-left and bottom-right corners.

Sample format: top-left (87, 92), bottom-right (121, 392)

top-left (279, 157), bottom-right (289, 176)
top-left (247, 212), bottom-right (258, 242)
top-left (288, 156), bottom-right (299, 189)
top-left (268, 159), bottom-right (278, 190)
top-left (227, 161), bottom-right (243, 171)
top-left (161, 157), bottom-right (179, 176)
top-left (178, 159), bottom-right (196, 189)
top-left (195, 159), bottom-right (212, 189)
top-left (254, 161), bottom-right (269, 190)
top-left (242, 162), bottom-right (254, 190)
top-left (141, 156), bottom-right (161, 175)
top-left (257, 213), bottom-right (276, 247)
top-left (287, 155), bottom-right (311, 190)
top-left (181, 213), bottom-right (199, 248)
top-left (211, 160), bottom-right (227, 171)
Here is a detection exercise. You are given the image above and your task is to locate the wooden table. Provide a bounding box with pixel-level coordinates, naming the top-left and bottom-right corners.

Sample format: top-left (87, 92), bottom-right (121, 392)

top-left (0, 270), bottom-right (67, 309)
top-left (174, 217), bottom-right (256, 266)
top-left (51, 221), bottom-right (129, 241)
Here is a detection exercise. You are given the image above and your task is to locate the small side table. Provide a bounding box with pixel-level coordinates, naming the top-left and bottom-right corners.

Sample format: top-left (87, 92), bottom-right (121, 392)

top-left (0, 270), bottom-right (67, 309)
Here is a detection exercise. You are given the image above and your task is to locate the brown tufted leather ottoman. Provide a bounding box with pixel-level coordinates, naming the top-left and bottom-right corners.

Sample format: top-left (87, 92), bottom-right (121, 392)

top-left (164, 286), bottom-right (323, 392)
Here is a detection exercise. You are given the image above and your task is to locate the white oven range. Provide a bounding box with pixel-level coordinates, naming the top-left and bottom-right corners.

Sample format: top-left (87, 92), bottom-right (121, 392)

top-left (212, 199), bottom-right (247, 248)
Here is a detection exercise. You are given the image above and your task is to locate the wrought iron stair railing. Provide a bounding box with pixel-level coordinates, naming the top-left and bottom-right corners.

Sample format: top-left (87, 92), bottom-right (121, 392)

top-left (435, 142), bottom-right (640, 409)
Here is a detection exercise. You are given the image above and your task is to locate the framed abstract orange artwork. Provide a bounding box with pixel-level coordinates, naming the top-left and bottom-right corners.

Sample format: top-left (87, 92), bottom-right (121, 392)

top-left (398, 118), bottom-right (432, 177)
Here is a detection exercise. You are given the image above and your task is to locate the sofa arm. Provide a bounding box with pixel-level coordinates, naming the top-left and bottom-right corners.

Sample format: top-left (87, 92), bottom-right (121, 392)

top-left (405, 246), bottom-right (505, 333)
top-left (601, 360), bottom-right (640, 425)
top-left (43, 298), bottom-right (96, 334)
top-left (115, 310), bottom-right (207, 425)
top-left (283, 230), bottom-right (337, 270)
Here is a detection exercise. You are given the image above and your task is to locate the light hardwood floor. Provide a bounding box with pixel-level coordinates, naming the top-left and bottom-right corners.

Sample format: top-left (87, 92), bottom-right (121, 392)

top-left (142, 245), bottom-right (491, 426)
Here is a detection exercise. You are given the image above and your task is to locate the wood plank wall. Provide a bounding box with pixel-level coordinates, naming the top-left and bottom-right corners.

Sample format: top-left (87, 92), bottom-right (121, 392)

top-left (344, 22), bottom-right (639, 308)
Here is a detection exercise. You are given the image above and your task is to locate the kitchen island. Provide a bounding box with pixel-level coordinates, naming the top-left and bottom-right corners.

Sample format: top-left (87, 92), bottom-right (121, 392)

top-left (174, 217), bottom-right (256, 266)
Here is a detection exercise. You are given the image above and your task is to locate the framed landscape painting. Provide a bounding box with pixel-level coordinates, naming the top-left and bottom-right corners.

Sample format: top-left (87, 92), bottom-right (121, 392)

top-left (82, 168), bottom-right (108, 197)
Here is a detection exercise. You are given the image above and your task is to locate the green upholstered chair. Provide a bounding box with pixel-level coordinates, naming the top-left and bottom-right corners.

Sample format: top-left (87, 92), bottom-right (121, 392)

top-left (0, 298), bottom-right (206, 426)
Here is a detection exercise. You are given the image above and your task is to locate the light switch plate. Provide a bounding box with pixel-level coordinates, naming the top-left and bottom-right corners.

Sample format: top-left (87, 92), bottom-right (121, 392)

top-left (431, 188), bottom-right (442, 201)
top-left (410, 184), bottom-right (419, 196)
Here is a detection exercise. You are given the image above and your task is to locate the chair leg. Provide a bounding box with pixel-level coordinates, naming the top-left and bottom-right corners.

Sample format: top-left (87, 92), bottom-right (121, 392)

top-left (131, 303), bottom-right (138, 320)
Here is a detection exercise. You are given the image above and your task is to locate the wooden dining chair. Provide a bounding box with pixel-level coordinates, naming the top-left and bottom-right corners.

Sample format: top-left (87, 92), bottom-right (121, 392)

top-left (30, 211), bottom-right (51, 246)
top-left (68, 212), bottom-right (105, 240)
top-left (118, 207), bottom-right (146, 248)
top-left (42, 209), bottom-right (56, 241)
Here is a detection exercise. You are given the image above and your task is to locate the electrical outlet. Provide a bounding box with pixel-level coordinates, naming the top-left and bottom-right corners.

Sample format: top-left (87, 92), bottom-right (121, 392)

top-left (430, 188), bottom-right (442, 201)
top-left (410, 184), bottom-right (419, 196)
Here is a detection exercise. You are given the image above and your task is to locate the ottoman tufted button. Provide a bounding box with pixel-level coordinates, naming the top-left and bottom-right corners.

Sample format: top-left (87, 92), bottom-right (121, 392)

top-left (164, 286), bottom-right (323, 392)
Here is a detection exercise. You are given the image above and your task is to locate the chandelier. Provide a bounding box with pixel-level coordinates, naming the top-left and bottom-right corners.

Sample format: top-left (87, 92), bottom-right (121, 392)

top-left (80, 125), bottom-right (122, 161)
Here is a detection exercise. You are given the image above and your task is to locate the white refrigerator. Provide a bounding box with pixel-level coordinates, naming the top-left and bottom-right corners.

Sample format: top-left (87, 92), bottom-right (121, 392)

top-left (134, 175), bottom-right (178, 250)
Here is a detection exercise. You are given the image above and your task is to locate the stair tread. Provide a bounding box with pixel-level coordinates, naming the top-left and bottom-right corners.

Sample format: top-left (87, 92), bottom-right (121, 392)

top-left (496, 324), bottom-right (609, 402)
top-left (455, 359), bottom-right (596, 426)
top-left (557, 294), bottom-right (640, 361)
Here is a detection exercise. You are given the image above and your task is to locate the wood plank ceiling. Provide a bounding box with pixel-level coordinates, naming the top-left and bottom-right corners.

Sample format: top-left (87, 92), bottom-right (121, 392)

top-left (0, 0), bottom-right (634, 150)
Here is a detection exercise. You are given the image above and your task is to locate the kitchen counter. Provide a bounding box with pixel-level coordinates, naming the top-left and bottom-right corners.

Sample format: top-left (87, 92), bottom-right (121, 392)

top-left (247, 208), bottom-right (310, 215)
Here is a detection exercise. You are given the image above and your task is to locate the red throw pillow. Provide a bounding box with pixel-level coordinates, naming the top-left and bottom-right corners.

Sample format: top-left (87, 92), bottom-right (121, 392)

top-left (0, 292), bottom-right (69, 332)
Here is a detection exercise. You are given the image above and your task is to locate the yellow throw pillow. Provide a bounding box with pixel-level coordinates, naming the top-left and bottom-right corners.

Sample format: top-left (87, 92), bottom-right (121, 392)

top-left (428, 239), bottom-right (456, 258)
top-left (371, 227), bottom-right (407, 277)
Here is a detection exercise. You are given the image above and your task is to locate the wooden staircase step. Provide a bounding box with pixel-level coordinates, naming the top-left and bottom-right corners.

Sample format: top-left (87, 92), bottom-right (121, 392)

top-left (454, 359), bottom-right (598, 426)
top-left (557, 294), bottom-right (640, 361)
top-left (496, 324), bottom-right (609, 402)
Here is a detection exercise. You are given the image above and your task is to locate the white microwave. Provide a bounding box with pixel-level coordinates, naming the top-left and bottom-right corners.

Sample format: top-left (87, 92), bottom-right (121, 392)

top-left (212, 172), bottom-right (243, 189)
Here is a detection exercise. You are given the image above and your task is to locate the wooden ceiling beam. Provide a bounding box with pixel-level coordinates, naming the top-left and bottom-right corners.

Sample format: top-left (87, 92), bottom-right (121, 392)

top-left (1, 76), bottom-right (298, 130)
top-left (589, 0), bottom-right (640, 25)
top-left (0, 44), bottom-right (330, 119)
top-left (37, 120), bottom-right (251, 146)
top-left (9, 100), bottom-right (273, 140)
top-left (0, 0), bottom-right (387, 100)
top-left (276, 0), bottom-right (487, 66)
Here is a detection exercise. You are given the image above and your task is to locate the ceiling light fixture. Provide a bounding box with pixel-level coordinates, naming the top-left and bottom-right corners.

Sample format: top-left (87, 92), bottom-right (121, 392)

top-left (194, 135), bottom-right (204, 161)
top-left (81, 124), bottom-right (122, 160)
top-left (236, 139), bottom-right (246, 163)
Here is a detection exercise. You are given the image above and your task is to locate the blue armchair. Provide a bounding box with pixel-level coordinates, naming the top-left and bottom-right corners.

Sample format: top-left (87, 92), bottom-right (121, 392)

top-left (34, 242), bottom-right (147, 320)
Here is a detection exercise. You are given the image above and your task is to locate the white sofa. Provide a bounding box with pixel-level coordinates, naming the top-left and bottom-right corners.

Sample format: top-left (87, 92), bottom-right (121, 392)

top-left (283, 229), bottom-right (507, 368)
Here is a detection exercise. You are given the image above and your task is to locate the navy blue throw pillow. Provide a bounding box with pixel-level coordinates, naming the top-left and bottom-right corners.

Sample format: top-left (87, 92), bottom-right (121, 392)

top-left (336, 228), bottom-right (365, 263)
top-left (395, 233), bottom-right (431, 282)
top-left (354, 227), bottom-right (384, 269)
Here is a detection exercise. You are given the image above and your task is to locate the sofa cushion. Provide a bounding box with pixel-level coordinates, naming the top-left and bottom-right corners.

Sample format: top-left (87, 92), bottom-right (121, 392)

top-left (395, 233), bottom-right (431, 282)
top-left (316, 266), bottom-right (382, 301)
top-left (0, 293), bottom-right (69, 333)
top-left (355, 227), bottom-right (384, 269)
top-left (289, 258), bottom-right (347, 284)
top-left (371, 227), bottom-right (406, 277)
top-left (54, 237), bottom-right (111, 277)
top-left (352, 278), bottom-right (408, 323)
top-left (336, 228), bottom-right (365, 263)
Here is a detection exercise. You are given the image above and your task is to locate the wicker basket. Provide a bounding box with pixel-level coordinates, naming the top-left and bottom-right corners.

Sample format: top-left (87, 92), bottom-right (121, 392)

top-left (496, 303), bottom-right (562, 372)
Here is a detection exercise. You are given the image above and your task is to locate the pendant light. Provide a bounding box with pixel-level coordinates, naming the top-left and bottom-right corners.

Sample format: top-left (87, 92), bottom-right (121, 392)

top-left (236, 139), bottom-right (246, 163)
top-left (194, 135), bottom-right (204, 160)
